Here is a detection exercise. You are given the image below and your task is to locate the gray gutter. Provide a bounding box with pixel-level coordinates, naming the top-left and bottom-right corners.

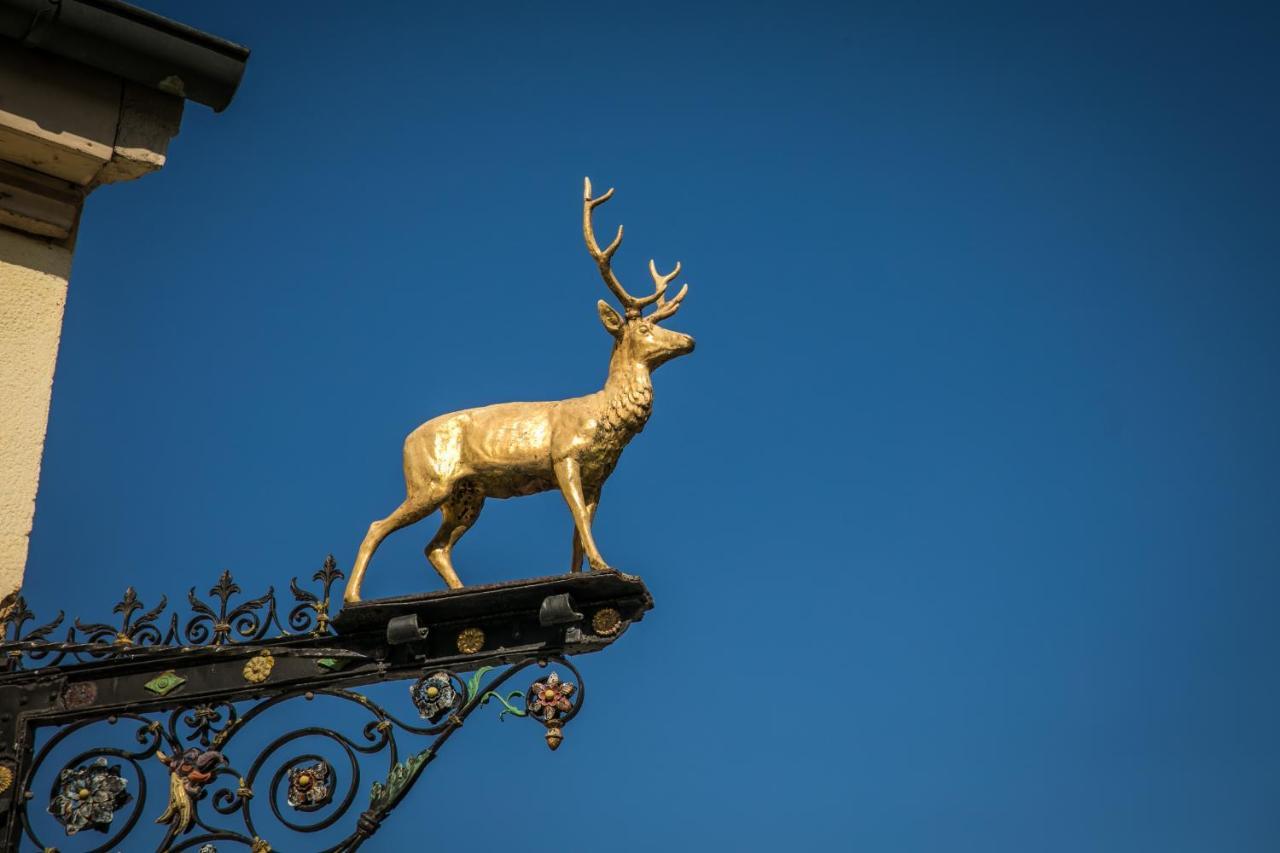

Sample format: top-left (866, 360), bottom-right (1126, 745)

top-left (0, 0), bottom-right (249, 111)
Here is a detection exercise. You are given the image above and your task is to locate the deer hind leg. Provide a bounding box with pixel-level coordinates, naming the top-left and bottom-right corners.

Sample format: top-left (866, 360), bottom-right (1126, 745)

top-left (425, 481), bottom-right (484, 590)
top-left (345, 490), bottom-right (444, 604)
top-left (568, 491), bottom-right (599, 573)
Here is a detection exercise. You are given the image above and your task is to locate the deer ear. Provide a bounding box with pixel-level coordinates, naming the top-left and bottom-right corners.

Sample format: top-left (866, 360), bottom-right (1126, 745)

top-left (597, 300), bottom-right (624, 337)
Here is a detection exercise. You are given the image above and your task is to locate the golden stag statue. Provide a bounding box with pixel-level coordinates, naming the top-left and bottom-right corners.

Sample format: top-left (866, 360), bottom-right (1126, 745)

top-left (343, 179), bottom-right (695, 603)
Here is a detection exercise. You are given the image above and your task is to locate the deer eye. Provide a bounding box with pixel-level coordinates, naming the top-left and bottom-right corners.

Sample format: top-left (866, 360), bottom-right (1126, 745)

top-left (637, 324), bottom-right (651, 335)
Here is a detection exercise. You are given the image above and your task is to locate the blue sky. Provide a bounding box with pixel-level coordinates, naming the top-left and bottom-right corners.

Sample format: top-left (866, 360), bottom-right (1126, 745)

top-left (20, 1), bottom-right (1280, 850)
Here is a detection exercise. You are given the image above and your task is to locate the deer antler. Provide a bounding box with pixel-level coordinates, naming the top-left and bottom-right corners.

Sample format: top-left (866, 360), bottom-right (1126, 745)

top-left (584, 177), bottom-right (664, 318)
top-left (647, 259), bottom-right (688, 322)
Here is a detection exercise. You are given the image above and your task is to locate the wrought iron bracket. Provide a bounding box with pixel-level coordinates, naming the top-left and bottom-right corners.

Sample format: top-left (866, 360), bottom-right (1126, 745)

top-left (0, 564), bottom-right (653, 851)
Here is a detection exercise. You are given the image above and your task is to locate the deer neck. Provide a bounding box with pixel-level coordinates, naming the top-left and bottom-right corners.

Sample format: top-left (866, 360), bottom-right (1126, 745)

top-left (598, 352), bottom-right (653, 437)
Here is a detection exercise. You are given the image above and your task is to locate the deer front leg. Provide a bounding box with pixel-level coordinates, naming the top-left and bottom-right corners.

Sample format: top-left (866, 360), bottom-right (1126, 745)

top-left (554, 458), bottom-right (612, 573)
top-left (569, 490), bottom-right (599, 572)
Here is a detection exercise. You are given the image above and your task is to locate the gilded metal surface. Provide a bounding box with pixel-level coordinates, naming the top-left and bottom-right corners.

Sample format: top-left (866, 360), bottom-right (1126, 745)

top-left (0, 763), bottom-right (12, 795)
top-left (591, 607), bottom-right (622, 636)
top-left (344, 178), bottom-right (695, 602)
top-left (456, 627), bottom-right (485, 655)
top-left (242, 650), bottom-right (275, 683)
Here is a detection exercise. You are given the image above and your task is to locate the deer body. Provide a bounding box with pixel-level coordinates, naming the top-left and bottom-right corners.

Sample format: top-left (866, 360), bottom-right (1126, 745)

top-left (401, 368), bottom-right (651, 501)
top-left (343, 179), bottom-right (694, 603)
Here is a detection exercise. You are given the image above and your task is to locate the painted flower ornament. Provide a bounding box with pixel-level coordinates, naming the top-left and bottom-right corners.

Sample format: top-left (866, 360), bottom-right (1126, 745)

top-left (287, 761), bottom-right (334, 812)
top-left (48, 757), bottom-right (131, 835)
top-left (528, 671), bottom-right (575, 721)
top-left (410, 671), bottom-right (457, 722)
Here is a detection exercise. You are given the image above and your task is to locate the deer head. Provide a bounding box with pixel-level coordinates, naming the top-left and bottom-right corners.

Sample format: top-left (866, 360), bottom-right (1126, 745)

top-left (584, 178), bottom-right (695, 369)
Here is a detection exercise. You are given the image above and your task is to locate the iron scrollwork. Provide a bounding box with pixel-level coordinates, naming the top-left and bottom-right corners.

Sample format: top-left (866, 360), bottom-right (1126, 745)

top-left (0, 560), bottom-right (647, 850)
top-left (13, 656), bottom-right (585, 851)
top-left (0, 557), bottom-right (344, 672)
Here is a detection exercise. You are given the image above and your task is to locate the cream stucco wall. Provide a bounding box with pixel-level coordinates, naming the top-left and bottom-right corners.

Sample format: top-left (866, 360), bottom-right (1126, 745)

top-left (0, 227), bottom-right (72, 608)
top-left (0, 47), bottom-right (185, 621)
